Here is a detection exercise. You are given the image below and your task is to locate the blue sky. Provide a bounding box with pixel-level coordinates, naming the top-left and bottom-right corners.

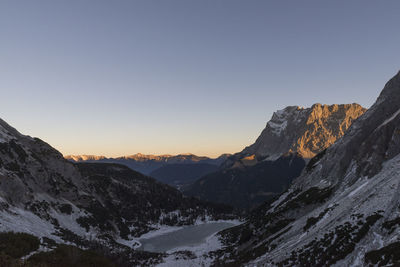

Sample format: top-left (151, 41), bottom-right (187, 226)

top-left (1, 0), bottom-right (399, 157)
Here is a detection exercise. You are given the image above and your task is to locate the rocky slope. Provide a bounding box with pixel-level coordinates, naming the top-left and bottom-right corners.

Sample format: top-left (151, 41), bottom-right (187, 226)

top-left (185, 104), bottom-right (365, 210)
top-left (0, 119), bottom-right (235, 265)
top-left (214, 71), bottom-right (400, 266)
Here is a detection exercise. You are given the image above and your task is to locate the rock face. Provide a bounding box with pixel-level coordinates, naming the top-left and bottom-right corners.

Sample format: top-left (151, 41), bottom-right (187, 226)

top-left (0, 118), bottom-right (234, 264)
top-left (225, 103), bottom-right (366, 167)
top-left (215, 71), bottom-right (400, 266)
top-left (185, 104), bottom-right (365, 210)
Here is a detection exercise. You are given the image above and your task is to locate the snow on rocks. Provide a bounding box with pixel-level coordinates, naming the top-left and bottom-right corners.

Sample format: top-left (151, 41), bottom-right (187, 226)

top-left (0, 126), bottom-right (13, 143)
top-left (0, 207), bottom-right (61, 242)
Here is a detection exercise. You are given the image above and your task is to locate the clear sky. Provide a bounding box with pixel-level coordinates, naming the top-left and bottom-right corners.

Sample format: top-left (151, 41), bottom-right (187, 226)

top-left (1, 1), bottom-right (399, 158)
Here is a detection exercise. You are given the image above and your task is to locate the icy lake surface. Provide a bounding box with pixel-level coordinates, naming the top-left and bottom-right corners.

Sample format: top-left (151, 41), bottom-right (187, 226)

top-left (138, 222), bottom-right (235, 253)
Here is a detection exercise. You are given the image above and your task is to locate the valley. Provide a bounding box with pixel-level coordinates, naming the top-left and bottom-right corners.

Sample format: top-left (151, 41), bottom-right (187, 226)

top-left (2, 71), bottom-right (400, 266)
top-left (2, 1), bottom-right (399, 266)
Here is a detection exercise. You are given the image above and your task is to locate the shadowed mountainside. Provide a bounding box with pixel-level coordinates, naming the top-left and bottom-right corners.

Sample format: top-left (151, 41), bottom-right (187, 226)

top-left (185, 103), bottom-right (366, 210)
top-left (149, 163), bottom-right (219, 188)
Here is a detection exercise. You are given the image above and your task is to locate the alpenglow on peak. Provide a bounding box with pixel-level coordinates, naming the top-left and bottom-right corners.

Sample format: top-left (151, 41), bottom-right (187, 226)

top-left (241, 103), bottom-right (366, 161)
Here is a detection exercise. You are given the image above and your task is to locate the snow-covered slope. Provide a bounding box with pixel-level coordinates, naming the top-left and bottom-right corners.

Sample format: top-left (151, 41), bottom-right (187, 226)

top-left (215, 71), bottom-right (400, 266)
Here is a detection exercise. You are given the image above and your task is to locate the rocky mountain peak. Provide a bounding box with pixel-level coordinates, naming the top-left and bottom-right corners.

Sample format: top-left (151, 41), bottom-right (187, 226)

top-left (375, 70), bottom-right (400, 104)
top-left (295, 70), bottom-right (400, 188)
top-left (242, 103), bottom-right (366, 161)
top-left (0, 118), bottom-right (24, 143)
top-left (64, 155), bottom-right (107, 161)
top-left (122, 153), bottom-right (173, 160)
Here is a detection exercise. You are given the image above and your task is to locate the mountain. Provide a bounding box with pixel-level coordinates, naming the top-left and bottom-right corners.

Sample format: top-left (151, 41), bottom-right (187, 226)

top-left (223, 103), bottom-right (366, 167)
top-left (0, 119), bottom-right (235, 265)
top-left (184, 154), bottom-right (305, 210)
top-left (149, 163), bottom-right (219, 188)
top-left (65, 155), bottom-right (107, 161)
top-left (213, 71), bottom-right (400, 266)
top-left (65, 153), bottom-right (229, 177)
top-left (185, 103), bottom-right (366, 210)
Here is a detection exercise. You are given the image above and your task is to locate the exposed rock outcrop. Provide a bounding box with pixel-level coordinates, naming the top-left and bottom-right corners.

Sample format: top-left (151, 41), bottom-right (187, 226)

top-left (224, 103), bottom-right (366, 168)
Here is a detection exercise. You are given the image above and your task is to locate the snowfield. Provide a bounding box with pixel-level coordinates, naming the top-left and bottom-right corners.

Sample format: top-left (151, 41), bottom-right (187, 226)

top-left (116, 219), bottom-right (241, 266)
top-left (156, 220), bottom-right (241, 267)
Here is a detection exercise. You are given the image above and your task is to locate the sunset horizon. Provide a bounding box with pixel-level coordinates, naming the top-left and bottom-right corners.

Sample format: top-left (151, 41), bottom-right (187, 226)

top-left (1, 1), bottom-right (400, 266)
top-left (2, 1), bottom-right (399, 158)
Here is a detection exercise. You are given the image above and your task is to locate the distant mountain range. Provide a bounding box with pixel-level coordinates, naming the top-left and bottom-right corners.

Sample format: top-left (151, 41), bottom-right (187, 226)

top-left (65, 153), bottom-right (230, 187)
top-left (185, 103), bottom-right (366, 210)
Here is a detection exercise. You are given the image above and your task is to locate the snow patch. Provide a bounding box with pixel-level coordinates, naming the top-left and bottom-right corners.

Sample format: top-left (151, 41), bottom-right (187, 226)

top-left (267, 120), bottom-right (288, 135)
top-left (378, 108), bottom-right (400, 129)
top-left (0, 126), bottom-right (13, 143)
top-left (348, 180), bottom-right (369, 197)
top-left (0, 207), bottom-right (61, 242)
top-left (373, 232), bottom-right (384, 248)
top-left (157, 228), bottom-right (233, 267)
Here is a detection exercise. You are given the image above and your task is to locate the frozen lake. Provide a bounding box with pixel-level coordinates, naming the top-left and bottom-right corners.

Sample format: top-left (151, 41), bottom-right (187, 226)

top-left (138, 222), bottom-right (236, 253)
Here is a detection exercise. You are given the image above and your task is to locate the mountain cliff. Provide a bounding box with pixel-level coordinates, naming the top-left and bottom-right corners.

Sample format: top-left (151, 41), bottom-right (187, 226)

top-left (214, 71), bottom-right (400, 266)
top-left (185, 103), bottom-right (365, 210)
top-left (223, 103), bottom-right (366, 168)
